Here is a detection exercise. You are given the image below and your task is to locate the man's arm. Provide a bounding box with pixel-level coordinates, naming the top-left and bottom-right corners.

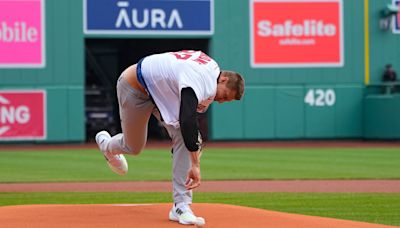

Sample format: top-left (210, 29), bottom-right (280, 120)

top-left (180, 87), bottom-right (200, 151)
top-left (180, 87), bottom-right (202, 190)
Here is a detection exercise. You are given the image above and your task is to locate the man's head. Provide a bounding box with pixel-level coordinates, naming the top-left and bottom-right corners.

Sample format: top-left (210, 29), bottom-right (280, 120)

top-left (214, 71), bottom-right (245, 103)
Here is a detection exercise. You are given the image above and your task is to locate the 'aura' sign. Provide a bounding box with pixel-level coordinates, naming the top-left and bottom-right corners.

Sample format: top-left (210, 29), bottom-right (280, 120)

top-left (84, 0), bottom-right (213, 35)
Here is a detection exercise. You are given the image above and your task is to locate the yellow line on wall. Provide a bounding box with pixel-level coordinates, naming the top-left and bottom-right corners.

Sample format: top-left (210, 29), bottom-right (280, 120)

top-left (364, 0), bottom-right (370, 85)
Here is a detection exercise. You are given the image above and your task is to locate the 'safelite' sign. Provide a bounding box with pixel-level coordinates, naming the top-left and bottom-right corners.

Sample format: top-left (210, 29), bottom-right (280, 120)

top-left (0, 91), bottom-right (46, 140)
top-left (250, 0), bottom-right (343, 68)
top-left (84, 0), bottom-right (213, 35)
top-left (0, 0), bottom-right (45, 68)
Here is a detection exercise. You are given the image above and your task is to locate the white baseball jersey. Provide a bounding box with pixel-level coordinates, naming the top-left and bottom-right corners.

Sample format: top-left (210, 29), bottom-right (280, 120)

top-left (141, 50), bottom-right (220, 128)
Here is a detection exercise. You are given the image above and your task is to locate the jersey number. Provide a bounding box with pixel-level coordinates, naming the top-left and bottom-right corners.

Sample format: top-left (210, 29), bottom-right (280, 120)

top-left (171, 50), bottom-right (212, 65)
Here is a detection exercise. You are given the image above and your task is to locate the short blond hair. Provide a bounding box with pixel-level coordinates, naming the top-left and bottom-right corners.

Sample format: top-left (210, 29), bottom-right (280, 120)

top-left (222, 71), bottom-right (245, 100)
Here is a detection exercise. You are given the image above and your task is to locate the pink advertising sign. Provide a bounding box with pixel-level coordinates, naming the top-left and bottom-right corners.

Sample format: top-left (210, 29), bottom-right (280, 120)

top-left (0, 90), bottom-right (46, 140)
top-left (0, 0), bottom-right (45, 68)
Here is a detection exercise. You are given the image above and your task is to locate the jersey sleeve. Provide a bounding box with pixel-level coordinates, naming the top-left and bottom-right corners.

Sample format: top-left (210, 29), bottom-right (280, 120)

top-left (179, 87), bottom-right (201, 152)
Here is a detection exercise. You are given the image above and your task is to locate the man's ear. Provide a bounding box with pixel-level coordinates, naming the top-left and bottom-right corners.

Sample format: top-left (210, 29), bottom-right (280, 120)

top-left (219, 75), bottom-right (228, 83)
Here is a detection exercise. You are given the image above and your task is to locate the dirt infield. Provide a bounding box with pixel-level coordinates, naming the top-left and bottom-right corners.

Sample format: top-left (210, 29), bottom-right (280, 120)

top-left (1, 180), bottom-right (400, 192)
top-left (0, 203), bottom-right (396, 228)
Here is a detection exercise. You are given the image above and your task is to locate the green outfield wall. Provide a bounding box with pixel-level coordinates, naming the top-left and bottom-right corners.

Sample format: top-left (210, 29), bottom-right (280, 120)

top-left (210, 0), bottom-right (400, 140)
top-left (0, 0), bottom-right (399, 142)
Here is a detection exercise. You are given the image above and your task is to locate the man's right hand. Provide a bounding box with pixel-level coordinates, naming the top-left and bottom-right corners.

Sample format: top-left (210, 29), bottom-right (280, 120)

top-left (185, 165), bottom-right (201, 190)
top-left (185, 149), bottom-right (202, 190)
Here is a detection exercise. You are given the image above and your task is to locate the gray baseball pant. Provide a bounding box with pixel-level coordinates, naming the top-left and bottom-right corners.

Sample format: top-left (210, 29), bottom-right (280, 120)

top-left (105, 75), bottom-right (193, 204)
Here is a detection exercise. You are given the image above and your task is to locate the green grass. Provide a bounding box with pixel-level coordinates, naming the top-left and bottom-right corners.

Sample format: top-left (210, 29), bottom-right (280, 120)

top-left (0, 148), bottom-right (399, 182)
top-left (0, 192), bottom-right (399, 226)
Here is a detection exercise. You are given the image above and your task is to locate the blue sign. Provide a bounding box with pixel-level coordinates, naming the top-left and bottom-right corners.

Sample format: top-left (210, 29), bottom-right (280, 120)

top-left (393, 0), bottom-right (400, 33)
top-left (84, 0), bottom-right (213, 35)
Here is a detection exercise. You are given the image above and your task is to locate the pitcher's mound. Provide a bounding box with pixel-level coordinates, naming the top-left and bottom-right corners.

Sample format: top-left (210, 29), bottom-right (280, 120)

top-left (0, 203), bottom-right (395, 228)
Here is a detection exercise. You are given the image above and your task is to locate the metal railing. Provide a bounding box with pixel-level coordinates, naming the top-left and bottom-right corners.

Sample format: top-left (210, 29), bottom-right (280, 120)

top-left (365, 82), bottom-right (400, 95)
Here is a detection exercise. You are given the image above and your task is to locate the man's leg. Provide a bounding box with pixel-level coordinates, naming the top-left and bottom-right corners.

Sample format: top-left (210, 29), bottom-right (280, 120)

top-left (162, 124), bottom-right (192, 204)
top-left (108, 76), bottom-right (154, 155)
top-left (153, 113), bottom-right (204, 225)
top-left (163, 124), bottom-right (207, 226)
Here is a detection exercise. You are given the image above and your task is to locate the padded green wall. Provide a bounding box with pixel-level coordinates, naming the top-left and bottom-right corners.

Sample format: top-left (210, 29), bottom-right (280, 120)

top-left (364, 94), bottom-right (400, 139)
top-left (0, 0), bottom-right (84, 142)
top-left (210, 0), bottom-right (400, 140)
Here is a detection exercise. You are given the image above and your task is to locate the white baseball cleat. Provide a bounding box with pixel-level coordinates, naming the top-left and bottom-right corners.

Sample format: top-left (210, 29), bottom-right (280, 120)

top-left (169, 203), bottom-right (206, 226)
top-left (95, 131), bottom-right (128, 175)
